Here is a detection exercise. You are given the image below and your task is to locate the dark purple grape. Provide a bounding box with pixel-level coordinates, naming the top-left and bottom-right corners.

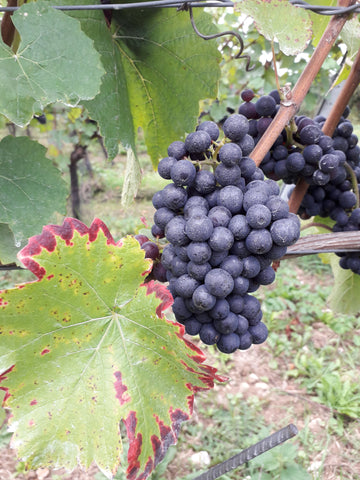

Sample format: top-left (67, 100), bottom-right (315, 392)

top-left (185, 130), bottom-right (212, 154)
top-left (170, 159), bottom-right (196, 187)
top-left (241, 89), bottom-right (255, 102)
top-left (141, 241), bottom-right (160, 260)
top-left (218, 142), bottom-right (242, 167)
top-left (204, 268), bottom-right (234, 298)
top-left (134, 234), bottom-right (149, 246)
top-left (217, 333), bottom-right (241, 353)
top-left (158, 156), bottom-right (177, 179)
top-left (223, 114), bottom-right (249, 141)
top-left (255, 95), bottom-right (277, 117)
top-left (197, 121), bottom-right (219, 141)
top-left (199, 323), bottom-right (220, 345)
top-left (168, 140), bottom-right (187, 159)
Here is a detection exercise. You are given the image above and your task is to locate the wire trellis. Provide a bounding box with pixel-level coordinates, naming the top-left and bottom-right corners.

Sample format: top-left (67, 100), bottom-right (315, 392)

top-left (0, 0), bottom-right (359, 14)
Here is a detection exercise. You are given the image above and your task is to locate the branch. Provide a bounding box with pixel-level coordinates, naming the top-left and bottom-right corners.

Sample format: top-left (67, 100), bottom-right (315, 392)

top-left (283, 231), bottom-right (360, 258)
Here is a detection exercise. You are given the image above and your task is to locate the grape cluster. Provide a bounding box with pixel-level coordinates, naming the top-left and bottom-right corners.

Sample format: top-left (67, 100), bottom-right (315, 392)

top-left (152, 116), bottom-right (300, 354)
top-left (333, 208), bottom-right (360, 274)
top-left (238, 90), bottom-right (359, 190)
top-left (237, 88), bottom-right (360, 277)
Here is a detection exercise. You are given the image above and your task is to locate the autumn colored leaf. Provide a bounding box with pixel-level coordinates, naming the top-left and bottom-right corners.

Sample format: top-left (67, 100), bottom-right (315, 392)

top-left (0, 218), bottom-right (222, 479)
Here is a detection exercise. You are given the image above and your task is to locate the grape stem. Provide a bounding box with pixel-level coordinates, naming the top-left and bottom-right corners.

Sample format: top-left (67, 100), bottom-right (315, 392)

top-left (271, 42), bottom-right (281, 94)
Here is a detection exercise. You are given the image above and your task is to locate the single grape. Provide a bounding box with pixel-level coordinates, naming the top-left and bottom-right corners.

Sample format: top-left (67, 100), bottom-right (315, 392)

top-left (158, 156), bottom-right (177, 179)
top-left (255, 95), bottom-right (277, 117)
top-left (185, 215), bottom-right (214, 242)
top-left (174, 274), bottom-right (200, 298)
top-left (218, 142), bottom-right (242, 167)
top-left (193, 169), bottom-right (217, 194)
top-left (241, 89), bottom-right (255, 102)
top-left (208, 226), bottom-right (234, 252)
top-left (197, 120), bottom-right (220, 141)
top-left (249, 322), bottom-right (268, 344)
top-left (204, 268), bottom-right (235, 298)
top-left (208, 206), bottom-right (232, 228)
top-left (199, 323), bottom-right (220, 345)
top-left (167, 141), bottom-right (187, 159)
top-left (185, 130), bottom-right (212, 154)
top-left (187, 242), bottom-right (212, 264)
top-left (217, 333), bottom-right (241, 354)
top-left (192, 285), bottom-right (217, 311)
top-left (220, 255), bottom-right (243, 278)
top-left (214, 312), bottom-right (239, 334)
top-left (170, 159), bottom-right (197, 187)
top-left (184, 317), bottom-right (202, 335)
top-left (134, 234), bottom-right (149, 246)
top-left (223, 114), bottom-right (249, 141)
top-left (246, 204), bottom-right (272, 229)
top-left (165, 217), bottom-right (189, 246)
top-left (141, 241), bottom-right (160, 260)
top-left (218, 185), bottom-right (244, 214)
top-left (209, 299), bottom-right (230, 320)
top-left (245, 229), bottom-right (273, 255)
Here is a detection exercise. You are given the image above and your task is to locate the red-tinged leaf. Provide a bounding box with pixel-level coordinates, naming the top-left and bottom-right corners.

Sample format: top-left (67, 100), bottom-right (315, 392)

top-left (0, 217), bottom-right (223, 480)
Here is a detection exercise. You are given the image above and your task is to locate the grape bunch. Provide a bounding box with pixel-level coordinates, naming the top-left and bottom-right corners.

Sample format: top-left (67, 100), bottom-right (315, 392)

top-left (238, 89), bottom-right (358, 190)
top-left (151, 115), bottom-right (300, 354)
top-left (237, 88), bottom-right (360, 277)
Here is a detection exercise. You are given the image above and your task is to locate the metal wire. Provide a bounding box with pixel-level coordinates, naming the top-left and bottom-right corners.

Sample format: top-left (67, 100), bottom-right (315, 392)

top-left (0, 0), bottom-right (359, 13)
top-left (180, 2), bottom-right (254, 70)
top-left (290, 0), bottom-right (360, 15)
top-left (193, 424), bottom-right (298, 480)
top-left (0, 0), bottom-right (234, 12)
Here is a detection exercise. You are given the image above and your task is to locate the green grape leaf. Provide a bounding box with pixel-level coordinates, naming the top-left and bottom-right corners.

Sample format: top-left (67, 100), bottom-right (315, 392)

top-left (328, 254), bottom-right (360, 315)
top-left (331, 17), bottom-right (360, 88)
top-left (235, 0), bottom-right (312, 55)
top-left (0, 136), bottom-right (67, 252)
top-left (0, 1), bottom-right (104, 126)
top-left (0, 218), bottom-right (222, 479)
top-left (340, 17), bottom-right (360, 60)
top-left (66, 2), bottom-right (221, 163)
top-left (307, 0), bottom-right (337, 47)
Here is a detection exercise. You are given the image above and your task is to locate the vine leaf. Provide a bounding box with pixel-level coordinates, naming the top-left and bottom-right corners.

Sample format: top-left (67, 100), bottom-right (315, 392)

top-left (235, 0), bottom-right (312, 55)
top-left (328, 254), bottom-right (360, 315)
top-left (0, 136), bottom-right (68, 260)
top-left (332, 17), bottom-right (360, 87)
top-left (0, 1), bottom-right (104, 126)
top-left (0, 218), bottom-right (222, 479)
top-left (64, 1), bottom-right (221, 163)
top-left (307, 0), bottom-right (337, 47)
